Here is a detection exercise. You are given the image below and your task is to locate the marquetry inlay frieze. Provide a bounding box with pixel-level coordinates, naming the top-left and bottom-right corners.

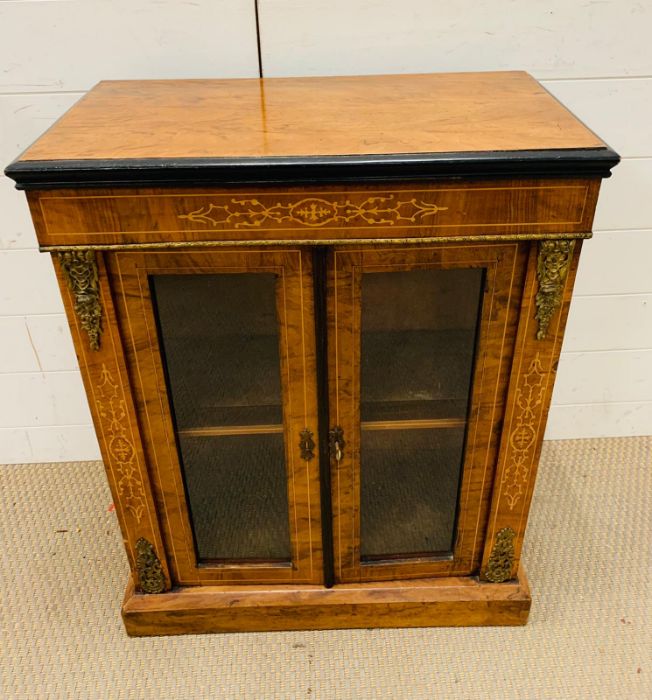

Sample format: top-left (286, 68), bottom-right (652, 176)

top-left (178, 196), bottom-right (448, 229)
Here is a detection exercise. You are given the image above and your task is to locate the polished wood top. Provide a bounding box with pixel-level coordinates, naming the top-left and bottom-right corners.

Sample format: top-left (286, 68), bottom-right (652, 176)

top-left (18, 72), bottom-right (604, 161)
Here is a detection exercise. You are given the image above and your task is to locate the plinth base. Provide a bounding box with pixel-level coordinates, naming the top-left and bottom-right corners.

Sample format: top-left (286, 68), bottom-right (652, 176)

top-left (121, 566), bottom-right (531, 636)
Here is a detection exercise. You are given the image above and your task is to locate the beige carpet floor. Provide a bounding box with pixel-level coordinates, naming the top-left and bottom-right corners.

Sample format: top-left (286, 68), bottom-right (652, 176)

top-left (1, 437), bottom-right (650, 699)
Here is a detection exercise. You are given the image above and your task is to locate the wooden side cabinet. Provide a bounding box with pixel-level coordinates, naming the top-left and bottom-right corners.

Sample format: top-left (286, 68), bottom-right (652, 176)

top-left (6, 72), bottom-right (618, 636)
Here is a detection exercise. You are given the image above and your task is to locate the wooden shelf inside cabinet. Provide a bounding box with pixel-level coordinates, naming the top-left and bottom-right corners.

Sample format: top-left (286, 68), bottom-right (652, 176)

top-left (178, 425), bottom-right (284, 438)
top-left (5, 71), bottom-right (618, 636)
top-left (360, 398), bottom-right (467, 423)
top-left (361, 417), bottom-right (467, 431)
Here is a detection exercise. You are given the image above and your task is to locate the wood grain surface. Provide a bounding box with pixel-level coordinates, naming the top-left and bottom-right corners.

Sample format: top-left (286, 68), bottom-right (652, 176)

top-left (27, 178), bottom-right (601, 248)
top-left (480, 240), bottom-right (583, 581)
top-left (53, 252), bottom-right (170, 591)
top-left (108, 247), bottom-right (323, 586)
top-left (17, 72), bottom-right (604, 163)
top-left (121, 567), bottom-right (531, 636)
top-left (328, 243), bottom-right (527, 583)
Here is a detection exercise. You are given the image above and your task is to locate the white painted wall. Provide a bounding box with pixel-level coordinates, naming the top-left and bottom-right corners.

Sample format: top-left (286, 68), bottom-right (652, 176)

top-left (0, 0), bottom-right (260, 463)
top-left (1, 0), bottom-right (650, 463)
top-left (257, 0), bottom-right (652, 442)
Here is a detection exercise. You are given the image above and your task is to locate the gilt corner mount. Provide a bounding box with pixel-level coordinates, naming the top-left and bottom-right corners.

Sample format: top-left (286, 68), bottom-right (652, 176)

top-left (58, 249), bottom-right (103, 351)
top-left (535, 239), bottom-right (575, 340)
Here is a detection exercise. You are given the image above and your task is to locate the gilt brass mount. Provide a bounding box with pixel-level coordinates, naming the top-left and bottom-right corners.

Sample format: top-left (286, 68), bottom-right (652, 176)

top-left (535, 239), bottom-right (575, 340)
top-left (484, 527), bottom-right (516, 583)
top-left (58, 249), bottom-right (103, 351)
top-left (135, 537), bottom-right (166, 594)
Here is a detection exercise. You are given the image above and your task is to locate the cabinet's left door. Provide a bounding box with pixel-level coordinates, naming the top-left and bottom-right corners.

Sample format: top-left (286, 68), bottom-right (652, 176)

top-left (107, 248), bottom-right (323, 586)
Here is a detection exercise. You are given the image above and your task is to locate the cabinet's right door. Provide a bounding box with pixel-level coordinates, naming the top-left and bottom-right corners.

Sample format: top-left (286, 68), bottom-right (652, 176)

top-left (328, 243), bottom-right (527, 583)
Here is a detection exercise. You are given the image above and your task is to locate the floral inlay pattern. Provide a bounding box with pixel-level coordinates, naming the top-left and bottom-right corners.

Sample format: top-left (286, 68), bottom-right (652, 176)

top-left (96, 364), bottom-right (146, 522)
top-left (502, 354), bottom-right (546, 510)
top-left (178, 196), bottom-right (448, 229)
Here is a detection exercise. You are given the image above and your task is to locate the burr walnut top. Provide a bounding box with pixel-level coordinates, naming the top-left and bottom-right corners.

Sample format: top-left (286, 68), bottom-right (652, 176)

top-left (6, 71), bottom-right (617, 187)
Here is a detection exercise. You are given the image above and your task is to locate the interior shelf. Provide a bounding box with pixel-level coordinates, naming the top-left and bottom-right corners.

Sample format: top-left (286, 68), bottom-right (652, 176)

top-left (361, 417), bottom-right (466, 431)
top-left (361, 329), bottom-right (476, 414)
top-left (178, 416), bottom-right (465, 440)
top-left (178, 424), bottom-right (283, 438)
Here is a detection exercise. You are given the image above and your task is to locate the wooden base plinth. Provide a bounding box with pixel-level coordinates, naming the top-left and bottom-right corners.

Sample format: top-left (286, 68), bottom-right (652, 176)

top-left (121, 567), bottom-right (531, 636)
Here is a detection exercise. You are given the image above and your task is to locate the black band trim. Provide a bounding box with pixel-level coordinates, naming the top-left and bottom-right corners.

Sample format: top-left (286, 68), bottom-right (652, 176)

top-left (5, 148), bottom-right (619, 189)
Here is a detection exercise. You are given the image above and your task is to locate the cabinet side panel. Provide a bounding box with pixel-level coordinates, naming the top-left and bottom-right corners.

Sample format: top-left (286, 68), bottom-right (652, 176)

top-left (480, 240), bottom-right (582, 581)
top-left (52, 251), bottom-right (170, 591)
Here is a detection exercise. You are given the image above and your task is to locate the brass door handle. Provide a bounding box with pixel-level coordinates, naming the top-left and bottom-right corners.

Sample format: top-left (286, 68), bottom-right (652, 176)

top-left (328, 426), bottom-right (345, 462)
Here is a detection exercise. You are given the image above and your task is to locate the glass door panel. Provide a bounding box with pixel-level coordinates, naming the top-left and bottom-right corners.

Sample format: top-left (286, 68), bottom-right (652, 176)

top-left (176, 434), bottom-right (289, 561)
top-left (151, 273), bottom-right (290, 562)
top-left (329, 245), bottom-right (525, 583)
top-left (359, 269), bottom-right (483, 560)
top-left (360, 427), bottom-right (466, 558)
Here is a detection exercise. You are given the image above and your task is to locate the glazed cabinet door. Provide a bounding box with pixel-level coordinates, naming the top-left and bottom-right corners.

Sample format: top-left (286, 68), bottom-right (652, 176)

top-left (328, 243), bottom-right (527, 583)
top-left (108, 248), bottom-right (323, 585)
